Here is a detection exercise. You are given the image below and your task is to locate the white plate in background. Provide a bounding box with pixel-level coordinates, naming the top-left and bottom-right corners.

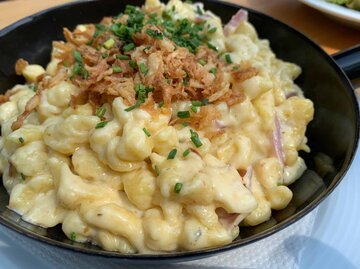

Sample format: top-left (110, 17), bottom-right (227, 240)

top-left (299, 0), bottom-right (360, 28)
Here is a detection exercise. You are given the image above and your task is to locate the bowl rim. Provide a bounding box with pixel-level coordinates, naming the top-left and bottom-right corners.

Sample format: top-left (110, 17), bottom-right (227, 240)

top-left (0, 0), bottom-right (359, 261)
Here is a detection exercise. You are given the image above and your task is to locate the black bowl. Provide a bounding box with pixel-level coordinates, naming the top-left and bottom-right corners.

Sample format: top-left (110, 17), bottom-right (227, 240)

top-left (0, 0), bottom-right (358, 263)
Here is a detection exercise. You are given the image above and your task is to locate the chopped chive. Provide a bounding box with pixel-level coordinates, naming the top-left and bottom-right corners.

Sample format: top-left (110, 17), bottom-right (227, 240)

top-left (103, 38), bottom-right (115, 49)
top-left (139, 63), bottom-right (148, 75)
top-left (70, 232), bottom-right (77, 241)
top-left (182, 122), bottom-right (189, 127)
top-left (29, 84), bottom-right (37, 92)
top-left (83, 69), bottom-right (89, 80)
top-left (183, 148), bottom-right (190, 157)
top-left (101, 52), bottom-right (109, 59)
top-left (112, 66), bottom-right (123, 73)
top-left (190, 106), bottom-right (197, 113)
top-left (20, 173), bottom-right (26, 181)
top-left (209, 67), bottom-right (217, 75)
top-left (196, 5), bottom-right (203, 15)
top-left (86, 40), bottom-right (93, 46)
top-left (207, 42), bottom-right (218, 51)
top-left (124, 100), bottom-right (141, 112)
top-left (73, 51), bottom-right (82, 63)
top-left (199, 59), bottom-right (206, 66)
top-left (154, 165), bottom-right (160, 176)
top-left (143, 128), bottom-right (151, 137)
top-left (202, 98), bottom-right (209, 105)
top-left (183, 71), bottom-right (190, 85)
top-left (177, 111), bottom-right (190, 118)
top-left (191, 100), bottom-right (202, 107)
top-left (145, 29), bottom-right (163, 40)
top-left (129, 60), bottom-right (138, 69)
top-left (158, 100), bottom-right (164, 108)
top-left (190, 129), bottom-right (203, 148)
top-left (232, 65), bottom-right (240, 71)
top-left (95, 24), bottom-right (106, 31)
top-left (225, 54), bottom-right (233, 64)
top-left (95, 121), bottom-right (108, 129)
top-left (18, 137), bottom-right (25, 144)
top-left (167, 149), bottom-right (177, 160)
top-left (116, 55), bottom-right (130, 60)
top-left (174, 182), bottom-right (183, 193)
top-left (143, 45), bottom-right (152, 52)
top-left (95, 106), bottom-right (106, 118)
top-left (208, 27), bottom-right (217, 34)
top-left (123, 43), bottom-right (135, 52)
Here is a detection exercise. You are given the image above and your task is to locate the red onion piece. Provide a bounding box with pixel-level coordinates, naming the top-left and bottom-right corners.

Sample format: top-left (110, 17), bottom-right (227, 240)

top-left (242, 166), bottom-right (252, 190)
top-left (224, 9), bottom-right (248, 36)
top-left (273, 113), bottom-right (285, 164)
top-left (216, 208), bottom-right (244, 228)
top-left (285, 91), bottom-right (298, 99)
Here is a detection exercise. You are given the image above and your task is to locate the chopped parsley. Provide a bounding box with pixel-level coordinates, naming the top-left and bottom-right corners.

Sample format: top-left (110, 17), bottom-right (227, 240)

top-left (190, 129), bottom-right (203, 148)
top-left (143, 128), bottom-right (151, 137)
top-left (70, 232), bottom-right (77, 241)
top-left (167, 149), bottom-right (177, 160)
top-left (146, 29), bottom-right (163, 40)
top-left (95, 106), bottom-right (106, 118)
top-left (177, 111), bottom-right (190, 118)
top-left (182, 122), bottom-right (189, 127)
top-left (18, 137), bottom-right (25, 144)
top-left (183, 148), bottom-right (190, 157)
top-left (112, 66), bottom-right (123, 73)
top-left (190, 105), bottom-right (197, 113)
top-left (174, 182), bottom-right (183, 193)
top-left (95, 121), bottom-right (108, 129)
top-left (139, 63), bottom-right (148, 75)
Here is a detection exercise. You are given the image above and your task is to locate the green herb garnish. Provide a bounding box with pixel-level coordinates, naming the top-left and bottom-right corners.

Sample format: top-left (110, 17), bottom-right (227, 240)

top-left (112, 66), bottom-right (123, 73)
top-left (18, 137), bottom-right (24, 144)
top-left (174, 182), bottom-right (183, 193)
top-left (129, 60), bottom-right (138, 69)
top-left (208, 27), bottom-right (217, 34)
top-left (95, 121), bottom-right (108, 129)
top-left (167, 149), bottom-right (177, 160)
top-left (183, 148), bottom-right (190, 157)
top-left (177, 111), bottom-right (190, 118)
top-left (199, 59), bottom-right (206, 66)
top-left (139, 63), bottom-right (148, 75)
top-left (70, 232), bottom-right (77, 241)
top-left (143, 128), bottom-right (151, 137)
top-left (191, 100), bottom-right (202, 107)
top-left (209, 67), bottom-right (217, 75)
top-left (95, 106), bottom-right (106, 118)
top-left (190, 129), bottom-right (202, 148)
top-left (123, 43), bottom-right (136, 52)
top-left (116, 55), bottom-right (130, 60)
top-left (146, 29), bottom-right (163, 40)
top-left (103, 38), bottom-right (115, 49)
top-left (225, 54), bottom-right (233, 64)
top-left (154, 165), bottom-right (160, 176)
